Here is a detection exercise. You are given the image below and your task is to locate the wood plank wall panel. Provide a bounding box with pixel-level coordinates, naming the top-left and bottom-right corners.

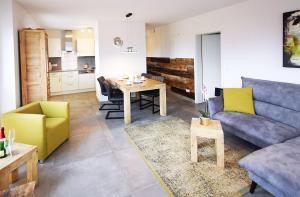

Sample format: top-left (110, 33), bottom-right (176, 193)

top-left (147, 57), bottom-right (195, 99)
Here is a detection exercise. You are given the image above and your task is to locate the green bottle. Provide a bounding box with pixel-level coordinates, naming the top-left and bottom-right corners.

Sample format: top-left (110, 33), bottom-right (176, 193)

top-left (0, 127), bottom-right (7, 158)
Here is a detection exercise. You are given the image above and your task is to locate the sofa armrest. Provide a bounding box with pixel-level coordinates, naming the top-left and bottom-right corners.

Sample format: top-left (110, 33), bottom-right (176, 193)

top-left (208, 96), bottom-right (224, 118)
top-left (2, 113), bottom-right (47, 159)
top-left (40, 101), bottom-right (69, 119)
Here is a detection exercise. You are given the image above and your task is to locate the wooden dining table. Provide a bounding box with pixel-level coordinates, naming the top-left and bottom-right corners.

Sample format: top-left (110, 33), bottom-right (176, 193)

top-left (110, 78), bottom-right (167, 124)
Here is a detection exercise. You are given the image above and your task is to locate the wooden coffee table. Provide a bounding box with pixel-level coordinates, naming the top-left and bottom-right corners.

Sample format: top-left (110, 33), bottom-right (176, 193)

top-left (0, 143), bottom-right (38, 191)
top-left (190, 118), bottom-right (224, 169)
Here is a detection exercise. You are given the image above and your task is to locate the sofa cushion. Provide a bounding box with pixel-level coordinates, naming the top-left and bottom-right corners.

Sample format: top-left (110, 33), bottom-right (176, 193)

top-left (254, 101), bottom-right (300, 129)
top-left (213, 112), bottom-right (300, 147)
top-left (46, 118), bottom-right (69, 154)
top-left (223, 88), bottom-right (255, 114)
top-left (239, 141), bottom-right (300, 197)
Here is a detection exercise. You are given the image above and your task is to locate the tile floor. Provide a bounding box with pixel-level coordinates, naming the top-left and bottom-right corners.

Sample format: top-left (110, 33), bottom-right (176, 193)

top-left (27, 91), bottom-right (273, 197)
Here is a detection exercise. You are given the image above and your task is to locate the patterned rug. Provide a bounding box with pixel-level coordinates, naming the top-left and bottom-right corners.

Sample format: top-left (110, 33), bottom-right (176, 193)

top-left (124, 117), bottom-right (251, 197)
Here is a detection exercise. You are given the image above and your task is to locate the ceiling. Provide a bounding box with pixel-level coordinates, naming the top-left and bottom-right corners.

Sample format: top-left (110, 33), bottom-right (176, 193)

top-left (17, 0), bottom-right (247, 29)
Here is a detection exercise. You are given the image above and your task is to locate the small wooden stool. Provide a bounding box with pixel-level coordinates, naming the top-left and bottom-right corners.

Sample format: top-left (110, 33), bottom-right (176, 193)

top-left (190, 118), bottom-right (224, 169)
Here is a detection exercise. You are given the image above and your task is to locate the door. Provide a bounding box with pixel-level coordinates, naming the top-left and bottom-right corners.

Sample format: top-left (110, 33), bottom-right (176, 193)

top-left (78, 73), bottom-right (95, 89)
top-left (202, 33), bottom-right (221, 100)
top-left (61, 71), bottom-right (79, 91)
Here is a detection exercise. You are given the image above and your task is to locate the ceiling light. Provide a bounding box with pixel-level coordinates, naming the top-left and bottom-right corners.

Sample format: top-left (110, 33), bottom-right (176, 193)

top-left (123, 13), bottom-right (138, 54)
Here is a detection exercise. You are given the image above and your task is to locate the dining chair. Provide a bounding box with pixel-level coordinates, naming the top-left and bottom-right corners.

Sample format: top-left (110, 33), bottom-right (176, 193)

top-left (97, 76), bottom-right (123, 111)
top-left (139, 75), bottom-right (165, 114)
top-left (102, 80), bottom-right (124, 119)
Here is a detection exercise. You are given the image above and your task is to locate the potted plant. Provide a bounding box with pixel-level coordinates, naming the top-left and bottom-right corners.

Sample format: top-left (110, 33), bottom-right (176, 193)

top-left (200, 85), bottom-right (210, 126)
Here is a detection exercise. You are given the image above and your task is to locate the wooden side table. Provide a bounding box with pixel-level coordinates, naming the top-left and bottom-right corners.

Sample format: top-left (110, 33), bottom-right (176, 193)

top-left (0, 143), bottom-right (38, 191)
top-left (190, 118), bottom-right (224, 169)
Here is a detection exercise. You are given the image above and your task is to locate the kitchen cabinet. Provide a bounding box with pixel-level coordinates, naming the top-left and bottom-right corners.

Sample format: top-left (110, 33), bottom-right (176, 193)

top-left (61, 71), bottom-right (78, 91)
top-left (49, 71), bottom-right (95, 95)
top-left (77, 38), bottom-right (95, 56)
top-left (78, 73), bottom-right (95, 89)
top-left (48, 38), bottom-right (62, 57)
top-left (49, 73), bottom-right (62, 93)
top-left (61, 51), bottom-right (77, 70)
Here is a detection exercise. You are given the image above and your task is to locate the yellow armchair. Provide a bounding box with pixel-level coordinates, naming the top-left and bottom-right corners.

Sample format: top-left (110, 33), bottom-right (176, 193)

top-left (2, 101), bottom-right (70, 161)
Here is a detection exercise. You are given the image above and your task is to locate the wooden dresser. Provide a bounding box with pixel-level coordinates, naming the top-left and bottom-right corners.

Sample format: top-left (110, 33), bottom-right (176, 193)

top-left (19, 29), bottom-right (49, 105)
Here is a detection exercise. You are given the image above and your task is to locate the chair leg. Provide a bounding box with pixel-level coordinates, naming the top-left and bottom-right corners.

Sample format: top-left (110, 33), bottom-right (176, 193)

top-left (250, 181), bottom-right (257, 194)
top-left (139, 96), bottom-right (160, 114)
top-left (99, 103), bottom-right (120, 111)
top-left (139, 96), bottom-right (142, 109)
top-left (105, 110), bottom-right (124, 119)
top-left (152, 96), bottom-right (155, 114)
top-left (152, 96), bottom-right (160, 114)
top-left (140, 98), bottom-right (153, 110)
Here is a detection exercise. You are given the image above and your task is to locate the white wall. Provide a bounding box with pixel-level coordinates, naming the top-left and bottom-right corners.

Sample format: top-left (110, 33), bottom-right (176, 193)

top-left (96, 21), bottom-right (146, 100)
top-left (12, 0), bottom-right (39, 107)
top-left (0, 0), bottom-right (38, 116)
top-left (0, 0), bottom-right (15, 116)
top-left (146, 27), bottom-right (169, 57)
top-left (146, 0), bottom-right (300, 89)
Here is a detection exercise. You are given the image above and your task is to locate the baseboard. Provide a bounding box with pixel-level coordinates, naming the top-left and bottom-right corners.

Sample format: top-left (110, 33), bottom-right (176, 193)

top-left (50, 88), bottom-right (95, 96)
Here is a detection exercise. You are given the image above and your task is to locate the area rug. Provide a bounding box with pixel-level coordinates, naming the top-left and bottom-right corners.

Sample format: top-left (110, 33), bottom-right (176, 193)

top-left (124, 117), bottom-right (251, 197)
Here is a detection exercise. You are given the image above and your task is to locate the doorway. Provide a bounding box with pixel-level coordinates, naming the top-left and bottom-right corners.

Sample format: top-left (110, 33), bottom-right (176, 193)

top-left (195, 33), bottom-right (221, 103)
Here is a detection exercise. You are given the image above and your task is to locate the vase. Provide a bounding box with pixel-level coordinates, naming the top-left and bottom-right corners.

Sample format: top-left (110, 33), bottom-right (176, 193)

top-left (201, 117), bottom-right (210, 126)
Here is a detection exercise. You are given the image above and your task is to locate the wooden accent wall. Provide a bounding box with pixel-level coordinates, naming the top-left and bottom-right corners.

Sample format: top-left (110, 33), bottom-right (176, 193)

top-left (147, 57), bottom-right (194, 99)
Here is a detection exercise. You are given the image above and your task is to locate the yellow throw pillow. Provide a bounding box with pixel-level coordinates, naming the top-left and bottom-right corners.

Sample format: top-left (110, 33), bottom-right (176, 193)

top-left (223, 88), bottom-right (255, 115)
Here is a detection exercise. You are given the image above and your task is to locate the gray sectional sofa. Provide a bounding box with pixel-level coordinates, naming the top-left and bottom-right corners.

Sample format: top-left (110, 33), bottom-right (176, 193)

top-left (208, 77), bottom-right (300, 197)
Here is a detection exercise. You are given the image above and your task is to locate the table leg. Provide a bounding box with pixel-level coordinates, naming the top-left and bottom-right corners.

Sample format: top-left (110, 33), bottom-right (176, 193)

top-left (124, 90), bottom-right (131, 124)
top-left (26, 150), bottom-right (38, 185)
top-left (159, 85), bottom-right (167, 116)
top-left (215, 137), bottom-right (224, 169)
top-left (0, 169), bottom-right (10, 191)
top-left (191, 135), bottom-right (198, 162)
top-left (9, 169), bottom-right (19, 184)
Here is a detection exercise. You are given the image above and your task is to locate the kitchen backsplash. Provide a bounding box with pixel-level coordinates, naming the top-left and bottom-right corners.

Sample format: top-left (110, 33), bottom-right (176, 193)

top-left (78, 56), bottom-right (95, 69)
top-left (48, 57), bottom-right (62, 71)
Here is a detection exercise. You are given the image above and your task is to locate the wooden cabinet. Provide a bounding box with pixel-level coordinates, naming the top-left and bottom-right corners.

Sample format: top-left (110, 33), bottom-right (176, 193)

top-left (78, 73), bottom-right (95, 89)
top-left (49, 73), bottom-right (62, 93)
top-left (19, 29), bottom-right (49, 105)
top-left (77, 38), bottom-right (95, 56)
top-left (61, 71), bottom-right (78, 91)
top-left (48, 38), bottom-right (61, 57)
